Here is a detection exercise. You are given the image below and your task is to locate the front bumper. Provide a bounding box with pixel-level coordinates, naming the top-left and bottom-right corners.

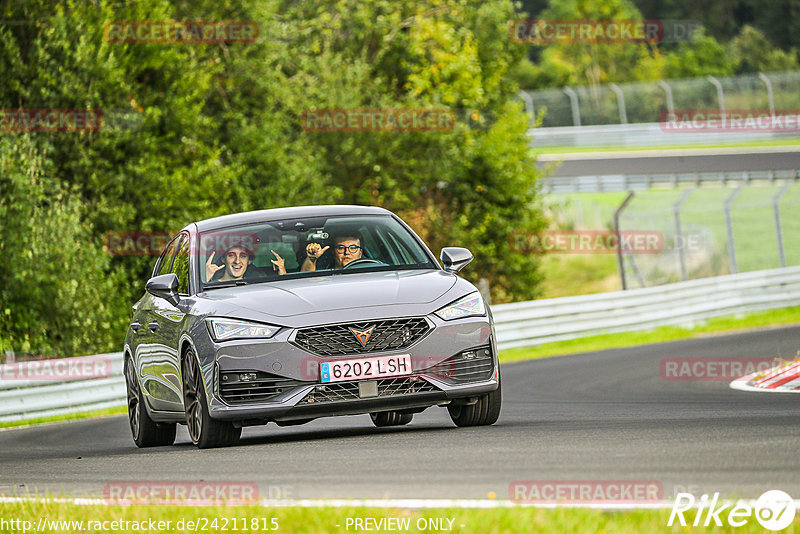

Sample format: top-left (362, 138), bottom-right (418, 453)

top-left (205, 314), bottom-right (499, 422)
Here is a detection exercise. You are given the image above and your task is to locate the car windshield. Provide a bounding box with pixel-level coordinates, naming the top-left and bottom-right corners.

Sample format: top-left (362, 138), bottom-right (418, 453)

top-left (199, 215), bottom-right (437, 288)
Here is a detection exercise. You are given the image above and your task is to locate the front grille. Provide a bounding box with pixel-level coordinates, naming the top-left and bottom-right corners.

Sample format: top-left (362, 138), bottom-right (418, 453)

top-left (292, 317), bottom-right (431, 356)
top-left (424, 347), bottom-right (494, 383)
top-left (219, 371), bottom-right (307, 404)
top-left (297, 377), bottom-right (439, 405)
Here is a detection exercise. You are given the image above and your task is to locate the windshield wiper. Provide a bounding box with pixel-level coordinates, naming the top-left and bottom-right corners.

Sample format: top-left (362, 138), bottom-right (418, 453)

top-left (204, 279), bottom-right (250, 289)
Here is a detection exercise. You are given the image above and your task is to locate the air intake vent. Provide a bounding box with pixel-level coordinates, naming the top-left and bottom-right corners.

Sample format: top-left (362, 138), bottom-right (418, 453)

top-left (297, 377), bottom-right (439, 405)
top-left (219, 371), bottom-right (307, 404)
top-left (293, 317), bottom-right (431, 356)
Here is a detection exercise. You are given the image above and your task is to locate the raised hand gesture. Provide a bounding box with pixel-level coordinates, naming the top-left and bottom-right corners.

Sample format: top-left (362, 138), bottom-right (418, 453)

top-left (205, 252), bottom-right (224, 281)
top-left (306, 242), bottom-right (329, 263)
top-left (270, 250), bottom-right (286, 275)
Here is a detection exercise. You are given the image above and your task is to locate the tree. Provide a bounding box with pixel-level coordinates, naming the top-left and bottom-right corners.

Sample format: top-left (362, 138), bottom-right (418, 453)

top-left (531, 0), bottom-right (665, 87)
top-left (663, 29), bottom-right (735, 78)
top-left (0, 136), bottom-right (126, 356)
top-left (273, 0), bottom-right (545, 302)
top-left (0, 0), bottom-right (546, 355)
top-left (727, 25), bottom-right (799, 74)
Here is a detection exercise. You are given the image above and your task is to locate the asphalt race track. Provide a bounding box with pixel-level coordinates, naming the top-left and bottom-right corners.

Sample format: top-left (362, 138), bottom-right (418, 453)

top-left (537, 148), bottom-right (800, 177)
top-left (2, 325), bottom-right (799, 502)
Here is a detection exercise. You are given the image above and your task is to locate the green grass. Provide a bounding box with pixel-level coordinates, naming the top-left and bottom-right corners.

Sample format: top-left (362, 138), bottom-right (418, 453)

top-left (499, 305), bottom-right (800, 363)
top-left (0, 501), bottom-right (788, 533)
top-left (531, 137), bottom-right (800, 155)
top-left (0, 405), bottom-right (126, 429)
top-left (539, 253), bottom-right (620, 298)
top-left (540, 188), bottom-right (800, 293)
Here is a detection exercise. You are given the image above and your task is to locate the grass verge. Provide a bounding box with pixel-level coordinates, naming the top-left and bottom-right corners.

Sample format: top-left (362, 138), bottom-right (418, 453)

top-left (0, 405), bottom-right (126, 430)
top-left (499, 305), bottom-right (800, 363)
top-left (0, 501), bottom-right (783, 533)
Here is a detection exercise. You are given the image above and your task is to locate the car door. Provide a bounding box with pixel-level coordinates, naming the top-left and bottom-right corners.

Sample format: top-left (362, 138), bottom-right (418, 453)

top-left (139, 233), bottom-right (186, 412)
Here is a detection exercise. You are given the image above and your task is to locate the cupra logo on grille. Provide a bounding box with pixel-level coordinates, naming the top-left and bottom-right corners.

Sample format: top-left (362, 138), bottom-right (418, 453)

top-left (349, 325), bottom-right (376, 347)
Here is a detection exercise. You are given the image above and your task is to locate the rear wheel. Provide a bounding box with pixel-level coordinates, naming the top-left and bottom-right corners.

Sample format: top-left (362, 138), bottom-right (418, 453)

top-left (125, 357), bottom-right (176, 447)
top-left (370, 411), bottom-right (413, 427)
top-left (448, 378), bottom-right (502, 427)
top-left (182, 349), bottom-right (241, 449)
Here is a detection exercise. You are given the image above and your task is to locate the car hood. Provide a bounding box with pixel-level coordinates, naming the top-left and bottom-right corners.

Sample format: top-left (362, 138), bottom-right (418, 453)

top-left (201, 269), bottom-right (458, 317)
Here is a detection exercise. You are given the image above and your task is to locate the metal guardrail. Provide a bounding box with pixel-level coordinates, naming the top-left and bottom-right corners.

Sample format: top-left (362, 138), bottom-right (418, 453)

top-left (0, 353), bottom-right (125, 423)
top-left (492, 266), bottom-right (800, 350)
top-left (527, 122), bottom-right (800, 148)
top-left (2, 266), bottom-right (799, 421)
top-left (539, 169), bottom-right (800, 193)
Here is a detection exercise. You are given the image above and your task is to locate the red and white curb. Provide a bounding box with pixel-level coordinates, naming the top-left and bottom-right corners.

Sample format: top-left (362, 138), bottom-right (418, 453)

top-left (730, 359), bottom-right (800, 393)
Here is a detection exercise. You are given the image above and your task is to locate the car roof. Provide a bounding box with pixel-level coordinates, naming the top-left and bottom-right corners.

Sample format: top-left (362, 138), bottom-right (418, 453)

top-left (192, 205), bottom-right (393, 232)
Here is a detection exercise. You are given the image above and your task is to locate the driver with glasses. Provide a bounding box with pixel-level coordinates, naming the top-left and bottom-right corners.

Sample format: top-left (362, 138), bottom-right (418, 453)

top-left (301, 234), bottom-right (363, 271)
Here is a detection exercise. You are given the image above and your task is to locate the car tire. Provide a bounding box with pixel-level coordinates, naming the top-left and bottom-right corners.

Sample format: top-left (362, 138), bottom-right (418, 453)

top-left (125, 357), bottom-right (176, 448)
top-left (448, 378), bottom-right (502, 427)
top-left (182, 349), bottom-right (241, 449)
top-left (370, 411), bottom-right (413, 427)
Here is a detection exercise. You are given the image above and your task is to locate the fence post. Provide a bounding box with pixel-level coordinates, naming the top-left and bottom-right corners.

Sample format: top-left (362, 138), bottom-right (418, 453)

top-left (658, 80), bottom-right (675, 116)
top-left (674, 189), bottom-right (694, 281)
top-left (477, 278), bottom-right (493, 306)
top-left (773, 183), bottom-right (791, 268)
top-left (707, 75), bottom-right (725, 113)
top-left (724, 186), bottom-right (743, 274)
top-left (614, 191), bottom-right (635, 290)
top-left (609, 83), bottom-right (627, 124)
top-left (518, 90), bottom-right (534, 126)
top-left (758, 72), bottom-right (775, 117)
top-left (563, 87), bottom-right (581, 127)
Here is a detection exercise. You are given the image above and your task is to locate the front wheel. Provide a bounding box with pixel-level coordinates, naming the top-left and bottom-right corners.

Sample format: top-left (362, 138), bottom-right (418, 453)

top-left (370, 411), bottom-right (413, 427)
top-left (448, 379), bottom-right (502, 427)
top-left (125, 357), bottom-right (176, 447)
top-left (182, 349), bottom-right (241, 449)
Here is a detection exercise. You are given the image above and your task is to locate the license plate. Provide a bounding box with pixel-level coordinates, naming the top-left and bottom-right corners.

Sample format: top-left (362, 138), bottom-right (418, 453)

top-left (320, 354), bottom-right (412, 383)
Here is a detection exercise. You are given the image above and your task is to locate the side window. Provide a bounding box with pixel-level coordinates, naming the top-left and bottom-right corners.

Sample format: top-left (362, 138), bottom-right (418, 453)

top-left (172, 236), bottom-right (190, 295)
top-left (155, 235), bottom-right (181, 277)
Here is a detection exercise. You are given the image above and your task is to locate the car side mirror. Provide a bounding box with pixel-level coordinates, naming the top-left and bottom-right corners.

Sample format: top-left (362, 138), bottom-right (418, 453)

top-left (146, 273), bottom-right (181, 306)
top-left (440, 247), bottom-right (473, 273)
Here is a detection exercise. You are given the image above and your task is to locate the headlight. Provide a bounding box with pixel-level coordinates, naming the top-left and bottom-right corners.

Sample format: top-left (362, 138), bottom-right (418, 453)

top-left (434, 292), bottom-right (486, 321)
top-left (206, 318), bottom-right (281, 341)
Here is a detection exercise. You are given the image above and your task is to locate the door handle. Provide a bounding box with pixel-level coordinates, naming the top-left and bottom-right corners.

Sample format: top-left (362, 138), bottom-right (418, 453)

top-left (148, 321), bottom-right (159, 332)
top-left (131, 322), bottom-right (141, 333)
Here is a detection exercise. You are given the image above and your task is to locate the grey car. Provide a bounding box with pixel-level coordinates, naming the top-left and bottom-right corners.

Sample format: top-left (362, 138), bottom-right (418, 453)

top-left (124, 205), bottom-right (501, 448)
